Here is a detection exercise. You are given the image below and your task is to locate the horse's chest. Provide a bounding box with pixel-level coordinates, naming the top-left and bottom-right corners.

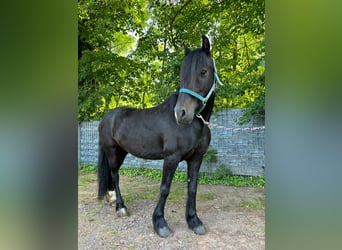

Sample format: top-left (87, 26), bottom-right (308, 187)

top-left (179, 128), bottom-right (210, 149)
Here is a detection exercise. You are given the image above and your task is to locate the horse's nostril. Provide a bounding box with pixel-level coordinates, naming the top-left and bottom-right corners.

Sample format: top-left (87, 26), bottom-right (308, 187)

top-left (181, 109), bottom-right (186, 118)
top-left (174, 105), bottom-right (190, 124)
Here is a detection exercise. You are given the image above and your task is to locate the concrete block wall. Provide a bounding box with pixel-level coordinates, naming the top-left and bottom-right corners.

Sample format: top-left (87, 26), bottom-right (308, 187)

top-left (78, 109), bottom-right (265, 176)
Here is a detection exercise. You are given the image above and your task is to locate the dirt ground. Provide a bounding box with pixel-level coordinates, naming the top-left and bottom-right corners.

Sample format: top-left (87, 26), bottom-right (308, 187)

top-left (78, 173), bottom-right (265, 250)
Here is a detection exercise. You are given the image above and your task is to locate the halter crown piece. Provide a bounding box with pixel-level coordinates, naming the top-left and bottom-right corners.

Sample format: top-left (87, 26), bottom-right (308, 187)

top-left (179, 59), bottom-right (224, 115)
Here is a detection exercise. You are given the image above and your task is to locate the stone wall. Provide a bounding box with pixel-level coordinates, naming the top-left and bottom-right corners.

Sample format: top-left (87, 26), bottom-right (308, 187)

top-left (78, 109), bottom-right (265, 176)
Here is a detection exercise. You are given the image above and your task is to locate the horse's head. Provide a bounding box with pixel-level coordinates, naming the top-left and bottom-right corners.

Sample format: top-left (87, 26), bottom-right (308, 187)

top-left (174, 35), bottom-right (215, 125)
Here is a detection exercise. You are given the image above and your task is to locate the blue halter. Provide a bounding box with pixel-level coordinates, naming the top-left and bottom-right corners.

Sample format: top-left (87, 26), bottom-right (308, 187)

top-left (179, 59), bottom-right (223, 114)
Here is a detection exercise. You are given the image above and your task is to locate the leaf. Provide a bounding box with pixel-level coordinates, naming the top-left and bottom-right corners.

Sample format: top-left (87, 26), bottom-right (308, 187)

top-left (78, 0), bottom-right (265, 122)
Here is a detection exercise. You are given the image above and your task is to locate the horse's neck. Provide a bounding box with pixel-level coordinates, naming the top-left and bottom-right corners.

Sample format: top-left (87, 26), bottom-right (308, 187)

top-left (154, 92), bottom-right (178, 113)
top-left (200, 93), bottom-right (215, 122)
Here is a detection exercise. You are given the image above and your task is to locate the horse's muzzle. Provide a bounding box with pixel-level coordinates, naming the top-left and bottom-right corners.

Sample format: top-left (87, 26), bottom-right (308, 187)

top-left (174, 104), bottom-right (195, 125)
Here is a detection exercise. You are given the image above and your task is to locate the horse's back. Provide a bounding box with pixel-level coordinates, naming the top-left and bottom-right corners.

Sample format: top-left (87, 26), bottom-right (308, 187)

top-left (98, 92), bottom-right (210, 160)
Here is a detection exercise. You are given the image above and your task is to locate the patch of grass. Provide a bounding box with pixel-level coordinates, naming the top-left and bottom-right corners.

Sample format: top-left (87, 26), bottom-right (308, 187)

top-left (173, 171), bottom-right (187, 182)
top-left (198, 190), bottom-right (217, 200)
top-left (212, 164), bottom-right (233, 180)
top-left (168, 183), bottom-right (186, 203)
top-left (120, 166), bottom-right (163, 180)
top-left (78, 174), bottom-right (96, 187)
top-left (198, 173), bottom-right (265, 187)
top-left (79, 164), bottom-right (96, 173)
top-left (203, 148), bottom-right (218, 163)
top-left (124, 184), bottom-right (159, 202)
top-left (240, 197), bottom-right (264, 209)
top-left (78, 164), bottom-right (265, 188)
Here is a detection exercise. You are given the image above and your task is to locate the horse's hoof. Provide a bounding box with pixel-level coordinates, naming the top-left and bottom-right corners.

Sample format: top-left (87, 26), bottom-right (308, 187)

top-left (193, 225), bottom-right (206, 235)
top-left (105, 191), bottom-right (116, 205)
top-left (116, 207), bottom-right (129, 217)
top-left (156, 226), bottom-right (171, 238)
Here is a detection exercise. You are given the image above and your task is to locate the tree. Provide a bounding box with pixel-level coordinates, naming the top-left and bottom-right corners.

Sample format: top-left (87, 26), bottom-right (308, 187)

top-left (78, 0), bottom-right (265, 123)
top-left (78, 0), bottom-right (149, 120)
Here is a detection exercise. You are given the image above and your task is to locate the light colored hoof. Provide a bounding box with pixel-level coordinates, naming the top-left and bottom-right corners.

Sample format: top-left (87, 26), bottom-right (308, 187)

top-left (116, 207), bottom-right (129, 217)
top-left (193, 225), bottom-right (206, 235)
top-left (105, 191), bottom-right (116, 205)
top-left (156, 226), bottom-right (171, 238)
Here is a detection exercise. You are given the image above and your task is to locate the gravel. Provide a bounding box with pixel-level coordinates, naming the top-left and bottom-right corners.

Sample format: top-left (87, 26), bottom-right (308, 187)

top-left (78, 173), bottom-right (265, 249)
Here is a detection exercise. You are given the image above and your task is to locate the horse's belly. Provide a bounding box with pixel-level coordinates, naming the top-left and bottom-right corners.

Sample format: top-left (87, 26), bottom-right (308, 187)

top-left (117, 135), bottom-right (165, 160)
top-left (129, 151), bottom-right (164, 160)
top-left (126, 145), bottom-right (165, 160)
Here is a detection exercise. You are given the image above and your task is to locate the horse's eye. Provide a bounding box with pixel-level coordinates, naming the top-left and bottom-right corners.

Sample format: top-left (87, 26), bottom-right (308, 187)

top-left (200, 69), bottom-right (207, 76)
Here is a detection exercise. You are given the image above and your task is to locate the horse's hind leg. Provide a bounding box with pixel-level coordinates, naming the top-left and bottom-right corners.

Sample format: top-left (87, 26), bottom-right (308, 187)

top-left (106, 145), bottom-right (128, 217)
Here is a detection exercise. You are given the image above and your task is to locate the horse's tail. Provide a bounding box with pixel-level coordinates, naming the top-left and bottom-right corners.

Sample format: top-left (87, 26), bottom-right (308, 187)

top-left (97, 144), bottom-right (111, 200)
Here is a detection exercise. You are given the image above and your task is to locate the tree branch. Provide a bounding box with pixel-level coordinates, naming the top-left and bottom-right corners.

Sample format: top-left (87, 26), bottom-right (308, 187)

top-left (170, 0), bottom-right (193, 29)
top-left (168, 0), bottom-right (193, 49)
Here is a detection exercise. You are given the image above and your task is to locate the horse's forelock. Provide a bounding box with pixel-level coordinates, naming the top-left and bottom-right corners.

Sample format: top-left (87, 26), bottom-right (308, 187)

top-left (182, 49), bottom-right (212, 74)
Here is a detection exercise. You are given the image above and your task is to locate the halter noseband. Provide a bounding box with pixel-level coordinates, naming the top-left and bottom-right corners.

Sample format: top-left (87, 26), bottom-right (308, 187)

top-left (179, 59), bottom-right (223, 114)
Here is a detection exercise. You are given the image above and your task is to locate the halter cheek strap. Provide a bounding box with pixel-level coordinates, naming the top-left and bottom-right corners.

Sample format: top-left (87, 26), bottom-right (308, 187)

top-left (179, 59), bottom-right (223, 114)
top-left (179, 82), bottom-right (216, 113)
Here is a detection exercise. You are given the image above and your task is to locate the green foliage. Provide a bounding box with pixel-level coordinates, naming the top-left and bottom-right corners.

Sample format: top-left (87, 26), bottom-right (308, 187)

top-left (198, 172), bottom-right (265, 187)
top-left (203, 148), bottom-right (218, 163)
top-left (198, 190), bottom-right (217, 200)
top-left (240, 197), bottom-right (264, 209)
top-left (78, 164), bottom-right (265, 188)
top-left (78, 163), bottom-right (97, 173)
top-left (213, 164), bottom-right (233, 180)
top-left (78, 0), bottom-right (265, 123)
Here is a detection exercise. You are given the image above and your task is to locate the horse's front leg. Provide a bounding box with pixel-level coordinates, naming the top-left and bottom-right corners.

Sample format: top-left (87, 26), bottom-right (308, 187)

top-left (152, 156), bottom-right (179, 237)
top-left (186, 158), bottom-right (206, 235)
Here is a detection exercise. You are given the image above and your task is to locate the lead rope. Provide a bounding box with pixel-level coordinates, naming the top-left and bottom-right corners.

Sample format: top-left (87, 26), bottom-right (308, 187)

top-left (197, 114), bottom-right (266, 131)
top-left (196, 114), bottom-right (210, 126)
top-left (196, 60), bottom-right (265, 131)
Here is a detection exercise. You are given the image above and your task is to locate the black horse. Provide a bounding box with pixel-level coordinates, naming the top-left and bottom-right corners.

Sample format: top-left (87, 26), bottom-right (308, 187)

top-left (98, 35), bottom-right (220, 237)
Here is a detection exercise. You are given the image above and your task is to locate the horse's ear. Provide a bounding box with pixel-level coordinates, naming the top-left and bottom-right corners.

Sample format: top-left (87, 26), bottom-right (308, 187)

top-left (183, 44), bottom-right (191, 55)
top-left (201, 35), bottom-right (210, 55)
